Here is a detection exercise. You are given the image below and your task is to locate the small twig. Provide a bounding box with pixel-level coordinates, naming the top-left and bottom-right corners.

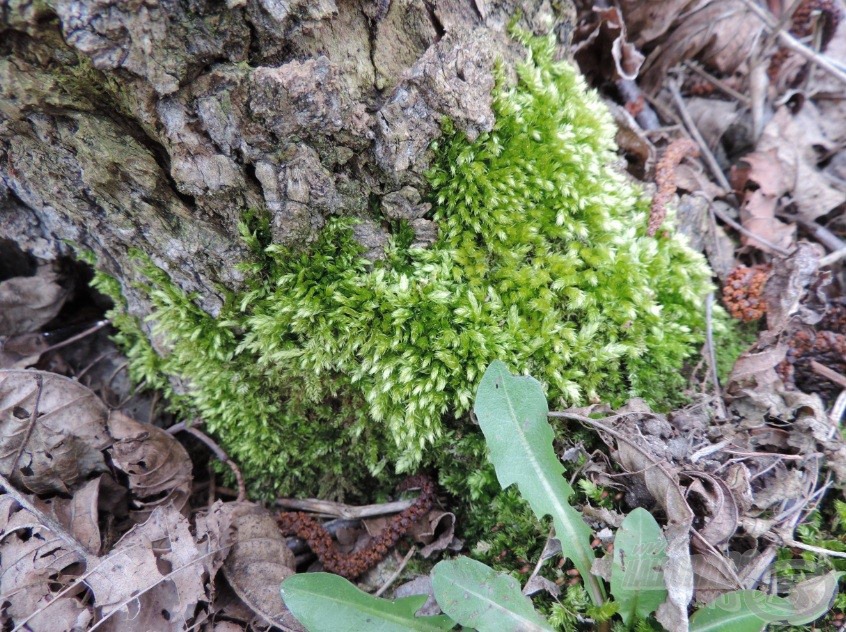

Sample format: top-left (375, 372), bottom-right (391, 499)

top-left (809, 360), bottom-right (846, 391)
top-left (795, 217), bottom-right (846, 253)
top-left (770, 535), bottom-right (846, 559)
top-left (819, 247), bottom-right (846, 268)
top-left (171, 423), bottom-right (247, 502)
top-left (689, 438), bottom-right (733, 463)
top-left (11, 373), bottom-right (43, 472)
top-left (40, 320), bottom-right (110, 355)
top-left (684, 62), bottom-right (750, 105)
top-left (739, 0), bottom-right (846, 86)
top-left (706, 198), bottom-right (792, 257)
top-left (830, 390), bottom-right (846, 426)
top-left (704, 293), bottom-right (727, 419)
top-left (275, 497), bottom-right (415, 520)
top-left (374, 546), bottom-right (417, 598)
top-left (667, 80), bottom-right (733, 193)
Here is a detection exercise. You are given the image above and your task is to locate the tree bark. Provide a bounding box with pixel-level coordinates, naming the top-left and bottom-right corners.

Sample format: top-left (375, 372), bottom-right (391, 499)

top-left (1, 0), bottom-right (575, 320)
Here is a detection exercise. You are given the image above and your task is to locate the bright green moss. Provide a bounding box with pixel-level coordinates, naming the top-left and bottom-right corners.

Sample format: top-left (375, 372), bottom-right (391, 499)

top-left (95, 34), bottom-right (712, 499)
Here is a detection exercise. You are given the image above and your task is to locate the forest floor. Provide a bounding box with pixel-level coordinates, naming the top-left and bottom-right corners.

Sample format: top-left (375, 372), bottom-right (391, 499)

top-left (2, 1), bottom-right (846, 630)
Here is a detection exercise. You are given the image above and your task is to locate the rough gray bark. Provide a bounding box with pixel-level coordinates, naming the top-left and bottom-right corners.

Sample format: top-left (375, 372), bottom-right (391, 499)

top-left (1, 0), bottom-right (574, 320)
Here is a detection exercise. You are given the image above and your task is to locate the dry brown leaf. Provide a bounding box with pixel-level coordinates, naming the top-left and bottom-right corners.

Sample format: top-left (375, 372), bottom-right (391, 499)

top-left (0, 265), bottom-right (69, 336)
top-left (86, 504), bottom-right (214, 631)
top-left (631, 0), bottom-right (765, 93)
top-left (107, 410), bottom-right (192, 521)
top-left (731, 149), bottom-right (796, 253)
top-left (409, 509), bottom-right (456, 558)
top-left (0, 495), bottom-right (91, 631)
top-left (37, 473), bottom-right (127, 556)
top-left (690, 548), bottom-right (742, 604)
top-left (684, 97), bottom-right (742, 159)
top-left (0, 332), bottom-right (48, 369)
top-left (222, 503), bottom-right (304, 632)
top-left (586, 407), bottom-right (695, 631)
top-left (573, 7), bottom-right (645, 82)
top-left (756, 104), bottom-right (846, 222)
top-left (0, 370), bottom-right (112, 494)
top-left (394, 575), bottom-right (442, 616)
top-left (685, 474), bottom-right (739, 548)
top-left (761, 243), bottom-right (822, 337)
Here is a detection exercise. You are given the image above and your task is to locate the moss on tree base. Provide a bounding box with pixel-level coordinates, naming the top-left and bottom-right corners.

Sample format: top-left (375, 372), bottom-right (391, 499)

top-left (89, 34), bottom-right (713, 503)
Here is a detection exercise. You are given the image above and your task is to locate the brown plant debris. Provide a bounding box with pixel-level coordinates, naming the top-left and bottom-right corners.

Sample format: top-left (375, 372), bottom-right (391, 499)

top-left (649, 138), bottom-right (700, 236)
top-left (769, 0), bottom-right (842, 83)
top-left (722, 264), bottom-right (772, 321)
top-left (778, 329), bottom-right (846, 399)
top-left (276, 475), bottom-right (435, 579)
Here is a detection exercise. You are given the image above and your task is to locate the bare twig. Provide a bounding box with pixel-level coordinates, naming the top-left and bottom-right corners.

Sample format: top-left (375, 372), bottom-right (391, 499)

top-left (275, 497), bottom-right (415, 520)
top-left (41, 319), bottom-right (110, 355)
top-left (819, 247), bottom-right (846, 268)
top-left (667, 80), bottom-right (733, 193)
top-left (704, 293), bottom-right (727, 419)
top-left (375, 545), bottom-right (417, 597)
top-left (706, 198), bottom-right (792, 257)
top-left (739, 0), bottom-right (846, 86)
top-left (689, 438), bottom-right (733, 463)
top-left (170, 422), bottom-right (247, 503)
top-left (11, 373), bottom-right (43, 472)
top-left (830, 390), bottom-right (846, 426)
top-left (796, 217), bottom-right (846, 253)
top-left (769, 534), bottom-right (846, 559)
top-left (684, 62), bottom-right (750, 105)
top-left (809, 360), bottom-right (846, 391)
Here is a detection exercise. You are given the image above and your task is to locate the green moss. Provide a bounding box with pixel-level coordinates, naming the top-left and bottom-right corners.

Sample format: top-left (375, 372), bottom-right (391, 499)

top-left (92, 34), bottom-right (713, 501)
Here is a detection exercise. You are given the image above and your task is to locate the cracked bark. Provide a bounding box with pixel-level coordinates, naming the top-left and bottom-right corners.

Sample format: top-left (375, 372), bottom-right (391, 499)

top-left (1, 0), bottom-right (575, 321)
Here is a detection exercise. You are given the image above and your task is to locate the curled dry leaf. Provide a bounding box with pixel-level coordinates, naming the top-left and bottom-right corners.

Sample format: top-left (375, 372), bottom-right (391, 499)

top-left (573, 7), bottom-right (645, 83)
top-left (0, 265), bottom-right (69, 336)
top-left (107, 410), bottom-right (192, 520)
top-left (0, 370), bottom-right (111, 495)
top-left (409, 509), bottom-right (456, 558)
top-left (730, 150), bottom-right (796, 254)
top-left (0, 495), bottom-right (91, 631)
top-left (222, 502), bottom-right (304, 632)
top-left (86, 504), bottom-right (217, 632)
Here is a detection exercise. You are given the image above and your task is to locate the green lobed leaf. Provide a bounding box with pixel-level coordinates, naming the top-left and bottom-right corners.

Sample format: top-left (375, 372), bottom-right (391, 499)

top-left (281, 573), bottom-right (455, 632)
top-left (610, 508), bottom-right (668, 626)
top-left (473, 360), bottom-right (604, 604)
top-left (688, 590), bottom-right (795, 632)
top-left (431, 557), bottom-right (553, 632)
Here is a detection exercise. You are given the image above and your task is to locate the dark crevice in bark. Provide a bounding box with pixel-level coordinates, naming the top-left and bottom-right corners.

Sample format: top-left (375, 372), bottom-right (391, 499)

top-left (423, 1), bottom-right (445, 42)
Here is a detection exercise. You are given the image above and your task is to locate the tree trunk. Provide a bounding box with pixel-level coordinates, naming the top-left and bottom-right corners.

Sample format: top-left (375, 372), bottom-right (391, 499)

top-left (1, 0), bottom-right (575, 320)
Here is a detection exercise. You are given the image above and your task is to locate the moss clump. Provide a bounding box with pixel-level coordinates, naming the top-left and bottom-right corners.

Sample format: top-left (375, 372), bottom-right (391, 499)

top-left (95, 34), bottom-right (712, 499)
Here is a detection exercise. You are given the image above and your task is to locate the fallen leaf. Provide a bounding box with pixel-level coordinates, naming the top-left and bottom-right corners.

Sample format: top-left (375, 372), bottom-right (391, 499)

top-left (222, 503), bottom-right (304, 631)
top-left (0, 370), bottom-right (111, 494)
top-left (0, 332), bottom-right (48, 369)
top-left (86, 504), bottom-right (215, 631)
top-left (107, 410), bottom-right (192, 521)
top-left (757, 104), bottom-right (846, 222)
top-left (0, 265), bottom-right (69, 336)
top-left (730, 150), bottom-right (795, 253)
top-left (629, 0), bottom-right (765, 93)
top-left (0, 495), bottom-right (91, 631)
